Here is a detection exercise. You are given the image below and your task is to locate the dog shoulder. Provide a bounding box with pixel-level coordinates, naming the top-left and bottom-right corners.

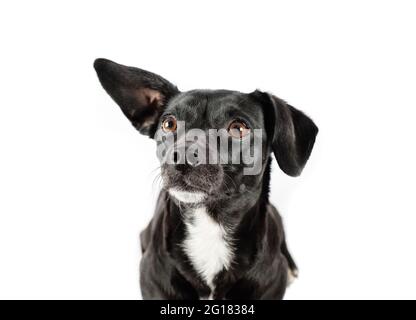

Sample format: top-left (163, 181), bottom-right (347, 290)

top-left (140, 190), bottom-right (170, 253)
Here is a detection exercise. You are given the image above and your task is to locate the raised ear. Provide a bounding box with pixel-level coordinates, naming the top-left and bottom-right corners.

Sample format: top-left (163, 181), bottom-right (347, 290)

top-left (94, 58), bottom-right (179, 136)
top-left (251, 90), bottom-right (318, 177)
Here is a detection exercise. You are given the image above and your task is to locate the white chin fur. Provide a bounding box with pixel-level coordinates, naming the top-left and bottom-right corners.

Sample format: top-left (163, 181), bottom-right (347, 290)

top-left (169, 188), bottom-right (206, 204)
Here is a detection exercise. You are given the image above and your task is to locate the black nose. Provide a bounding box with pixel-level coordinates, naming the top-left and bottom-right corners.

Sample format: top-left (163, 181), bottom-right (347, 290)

top-left (173, 150), bottom-right (200, 172)
top-left (185, 150), bottom-right (201, 167)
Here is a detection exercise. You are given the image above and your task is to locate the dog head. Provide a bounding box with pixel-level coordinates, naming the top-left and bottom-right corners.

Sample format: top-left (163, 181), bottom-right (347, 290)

top-left (94, 58), bottom-right (318, 206)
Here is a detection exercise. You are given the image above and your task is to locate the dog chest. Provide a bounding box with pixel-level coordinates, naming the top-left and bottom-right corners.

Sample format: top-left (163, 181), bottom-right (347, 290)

top-left (182, 206), bottom-right (233, 291)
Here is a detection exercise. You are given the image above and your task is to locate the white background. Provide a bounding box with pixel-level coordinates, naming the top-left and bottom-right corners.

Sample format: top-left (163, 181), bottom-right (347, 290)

top-left (0, 0), bottom-right (415, 300)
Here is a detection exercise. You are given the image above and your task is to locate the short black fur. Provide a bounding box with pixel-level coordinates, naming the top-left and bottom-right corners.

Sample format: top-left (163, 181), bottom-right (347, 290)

top-left (94, 58), bottom-right (318, 300)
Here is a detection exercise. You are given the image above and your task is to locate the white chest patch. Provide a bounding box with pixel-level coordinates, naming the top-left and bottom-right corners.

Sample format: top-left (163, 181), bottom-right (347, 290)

top-left (182, 206), bottom-right (233, 292)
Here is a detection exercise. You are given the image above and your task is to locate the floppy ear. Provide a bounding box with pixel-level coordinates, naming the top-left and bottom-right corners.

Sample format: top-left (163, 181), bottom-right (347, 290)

top-left (251, 90), bottom-right (318, 177)
top-left (94, 58), bottom-right (179, 136)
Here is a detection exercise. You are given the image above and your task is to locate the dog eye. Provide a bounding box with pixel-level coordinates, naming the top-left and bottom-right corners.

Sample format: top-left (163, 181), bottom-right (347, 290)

top-left (161, 116), bottom-right (177, 133)
top-left (228, 120), bottom-right (250, 139)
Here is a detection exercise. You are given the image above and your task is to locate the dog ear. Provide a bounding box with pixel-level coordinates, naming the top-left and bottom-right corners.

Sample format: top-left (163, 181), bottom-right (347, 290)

top-left (94, 58), bottom-right (179, 136)
top-left (251, 90), bottom-right (318, 177)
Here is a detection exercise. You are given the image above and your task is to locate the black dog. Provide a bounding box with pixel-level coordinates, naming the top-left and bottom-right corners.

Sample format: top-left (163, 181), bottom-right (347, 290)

top-left (94, 58), bottom-right (318, 300)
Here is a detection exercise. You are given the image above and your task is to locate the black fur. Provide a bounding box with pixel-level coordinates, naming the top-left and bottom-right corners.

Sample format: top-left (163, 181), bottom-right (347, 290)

top-left (94, 58), bottom-right (318, 299)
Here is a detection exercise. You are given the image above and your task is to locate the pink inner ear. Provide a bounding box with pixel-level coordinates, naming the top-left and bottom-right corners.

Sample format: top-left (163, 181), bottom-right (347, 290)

top-left (129, 87), bottom-right (165, 130)
top-left (136, 88), bottom-right (164, 108)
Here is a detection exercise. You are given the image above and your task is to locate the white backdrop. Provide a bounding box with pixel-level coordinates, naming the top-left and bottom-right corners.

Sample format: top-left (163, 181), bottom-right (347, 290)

top-left (1, 0), bottom-right (415, 299)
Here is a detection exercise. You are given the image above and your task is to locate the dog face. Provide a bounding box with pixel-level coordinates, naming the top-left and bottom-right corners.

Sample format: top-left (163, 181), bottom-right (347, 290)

top-left (94, 58), bottom-right (318, 206)
top-left (156, 89), bottom-right (269, 204)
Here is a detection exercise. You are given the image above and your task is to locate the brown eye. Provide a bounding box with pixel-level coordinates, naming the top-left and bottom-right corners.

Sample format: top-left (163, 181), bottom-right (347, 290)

top-left (228, 120), bottom-right (250, 139)
top-left (162, 116), bottom-right (177, 133)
